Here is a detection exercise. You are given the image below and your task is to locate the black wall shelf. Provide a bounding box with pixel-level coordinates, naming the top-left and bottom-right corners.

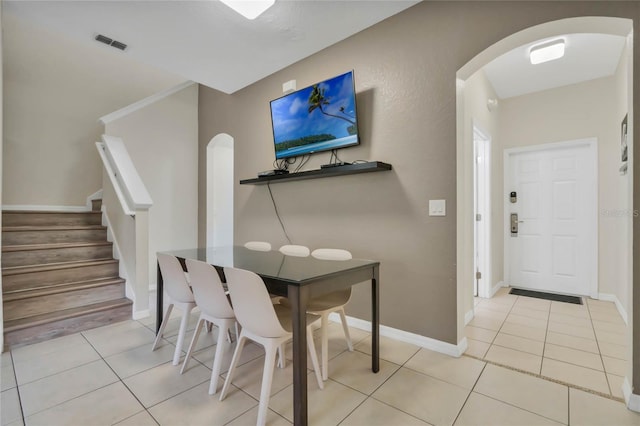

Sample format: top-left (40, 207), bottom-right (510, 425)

top-left (240, 161), bottom-right (392, 185)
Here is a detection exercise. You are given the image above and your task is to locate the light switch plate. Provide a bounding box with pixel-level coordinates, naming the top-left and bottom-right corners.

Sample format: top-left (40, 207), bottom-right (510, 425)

top-left (429, 199), bottom-right (446, 216)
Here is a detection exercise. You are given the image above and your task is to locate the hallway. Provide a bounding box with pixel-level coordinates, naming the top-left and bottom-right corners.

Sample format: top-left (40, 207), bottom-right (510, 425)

top-left (466, 288), bottom-right (628, 400)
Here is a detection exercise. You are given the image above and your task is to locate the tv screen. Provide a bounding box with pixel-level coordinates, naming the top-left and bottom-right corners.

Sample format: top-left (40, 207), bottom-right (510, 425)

top-left (270, 70), bottom-right (359, 160)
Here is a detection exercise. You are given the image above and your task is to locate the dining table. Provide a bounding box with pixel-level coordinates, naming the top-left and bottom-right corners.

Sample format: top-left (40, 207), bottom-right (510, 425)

top-left (156, 246), bottom-right (380, 426)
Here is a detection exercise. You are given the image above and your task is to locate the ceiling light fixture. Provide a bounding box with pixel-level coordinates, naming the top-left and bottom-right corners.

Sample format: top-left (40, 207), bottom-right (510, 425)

top-left (529, 39), bottom-right (565, 65)
top-left (220, 0), bottom-right (275, 20)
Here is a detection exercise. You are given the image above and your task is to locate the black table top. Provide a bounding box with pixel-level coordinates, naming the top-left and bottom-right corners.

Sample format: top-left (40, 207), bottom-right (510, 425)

top-left (160, 246), bottom-right (378, 286)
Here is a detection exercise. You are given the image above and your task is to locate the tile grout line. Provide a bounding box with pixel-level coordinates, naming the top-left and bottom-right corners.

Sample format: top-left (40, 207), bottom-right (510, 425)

top-left (541, 299), bottom-right (552, 376)
top-left (462, 353), bottom-right (624, 403)
top-left (450, 359), bottom-right (489, 425)
top-left (79, 329), bottom-right (161, 426)
top-left (469, 296), bottom-right (625, 404)
top-left (484, 296), bottom-right (621, 384)
top-left (317, 336), bottom-right (416, 425)
top-left (585, 300), bottom-right (615, 398)
top-left (8, 350), bottom-right (27, 426)
top-left (12, 334), bottom-right (127, 422)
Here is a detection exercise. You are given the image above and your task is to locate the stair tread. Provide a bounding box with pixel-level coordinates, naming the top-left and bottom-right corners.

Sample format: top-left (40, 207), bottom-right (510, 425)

top-left (2, 258), bottom-right (119, 275)
top-left (3, 225), bottom-right (106, 231)
top-left (3, 298), bottom-right (133, 333)
top-left (3, 277), bottom-right (126, 300)
top-left (3, 241), bottom-right (112, 252)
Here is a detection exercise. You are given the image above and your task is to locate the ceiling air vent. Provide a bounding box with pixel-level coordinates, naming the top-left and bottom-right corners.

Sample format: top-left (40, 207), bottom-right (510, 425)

top-left (94, 34), bottom-right (128, 51)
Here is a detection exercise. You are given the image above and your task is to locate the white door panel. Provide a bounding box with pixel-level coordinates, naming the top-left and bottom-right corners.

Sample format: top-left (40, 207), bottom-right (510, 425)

top-left (507, 140), bottom-right (596, 296)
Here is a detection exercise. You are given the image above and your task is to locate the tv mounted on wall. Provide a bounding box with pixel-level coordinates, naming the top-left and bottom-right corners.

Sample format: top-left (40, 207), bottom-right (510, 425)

top-left (270, 70), bottom-right (360, 160)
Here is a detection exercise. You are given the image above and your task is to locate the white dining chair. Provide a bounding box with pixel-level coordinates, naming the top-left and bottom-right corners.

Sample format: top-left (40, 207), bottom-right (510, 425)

top-left (278, 244), bottom-right (310, 257)
top-left (220, 267), bottom-right (323, 426)
top-left (180, 259), bottom-right (237, 394)
top-left (309, 248), bottom-right (354, 380)
top-left (244, 241), bottom-right (272, 252)
top-left (153, 253), bottom-right (197, 366)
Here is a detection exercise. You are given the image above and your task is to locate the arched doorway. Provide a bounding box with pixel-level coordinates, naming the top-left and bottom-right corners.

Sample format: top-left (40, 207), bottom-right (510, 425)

top-left (207, 133), bottom-right (234, 248)
top-left (455, 15), bottom-right (633, 396)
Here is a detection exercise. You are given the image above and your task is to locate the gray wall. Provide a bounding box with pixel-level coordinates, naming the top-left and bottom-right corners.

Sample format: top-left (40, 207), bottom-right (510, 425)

top-left (199, 1), bottom-right (640, 360)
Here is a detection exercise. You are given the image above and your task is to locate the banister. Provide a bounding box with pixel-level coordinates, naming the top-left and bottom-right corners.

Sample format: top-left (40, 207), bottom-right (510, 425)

top-left (96, 135), bottom-right (153, 215)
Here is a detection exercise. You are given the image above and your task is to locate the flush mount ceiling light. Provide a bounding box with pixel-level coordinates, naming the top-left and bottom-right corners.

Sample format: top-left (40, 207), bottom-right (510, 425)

top-left (220, 0), bottom-right (275, 20)
top-left (529, 39), bottom-right (565, 65)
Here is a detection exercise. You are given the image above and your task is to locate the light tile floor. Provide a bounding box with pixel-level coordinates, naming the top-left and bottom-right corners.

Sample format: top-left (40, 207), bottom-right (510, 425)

top-left (465, 287), bottom-right (631, 401)
top-left (1, 298), bottom-right (639, 425)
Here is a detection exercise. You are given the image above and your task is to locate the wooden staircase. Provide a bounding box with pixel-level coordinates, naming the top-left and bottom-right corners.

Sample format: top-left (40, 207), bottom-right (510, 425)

top-left (2, 202), bottom-right (132, 350)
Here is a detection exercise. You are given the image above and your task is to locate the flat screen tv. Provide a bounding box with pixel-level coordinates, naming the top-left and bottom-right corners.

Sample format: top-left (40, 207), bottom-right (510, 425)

top-left (270, 70), bottom-right (359, 160)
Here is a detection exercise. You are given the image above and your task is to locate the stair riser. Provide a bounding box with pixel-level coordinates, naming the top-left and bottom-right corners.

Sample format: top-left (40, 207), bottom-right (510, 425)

top-left (3, 245), bottom-right (113, 268)
top-left (4, 282), bottom-right (126, 321)
top-left (2, 212), bottom-right (102, 227)
top-left (3, 262), bottom-right (120, 292)
top-left (3, 302), bottom-right (132, 350)
top-left (91, 199), bottom-right (102, 211)
top-left (2, 229), bottom-right (108, 245)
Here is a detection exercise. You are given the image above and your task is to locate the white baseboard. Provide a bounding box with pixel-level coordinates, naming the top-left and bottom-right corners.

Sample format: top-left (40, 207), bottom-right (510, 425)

top-left (623, 377), bottom-right (640, 412)
top-left (598, 293), bottom-right (628, 325)
top-left (328, 313), bottom-right (467, 357)
top-left (464, 309), bottom-right (474, 326)
top-left (491, 281), bottom-right (505, 297)
top-left (2, 204), bottom-right (89, 212)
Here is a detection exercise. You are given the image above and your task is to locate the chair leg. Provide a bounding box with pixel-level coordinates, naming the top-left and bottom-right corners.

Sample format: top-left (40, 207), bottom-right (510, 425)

top-left (220, 334), bottom-right (247, 401)
top-left (321, 314), bottom-right (329, 380)
top-left (180, 317), bottom-right (204, 374)
top-left (257, 343), bottom-right (278, 426)
top-left (151, 304), bottom-right (173, 351)
top-left (338, 308), bottom-right (354, 351)
top-left (172, 306), bottom-right (194, 366)
top-left (307, 327), bottom-right (324, 390)
top-left (277, 344), bottom-right (285, 369)
top-left (209, 320), bottom-right (231, 395)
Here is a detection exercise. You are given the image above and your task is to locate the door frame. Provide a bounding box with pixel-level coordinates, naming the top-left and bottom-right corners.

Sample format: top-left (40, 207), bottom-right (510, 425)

top-left (473, 125), bottom-right (492, 298)
top-left (503, 137), bottom-right (598, 298)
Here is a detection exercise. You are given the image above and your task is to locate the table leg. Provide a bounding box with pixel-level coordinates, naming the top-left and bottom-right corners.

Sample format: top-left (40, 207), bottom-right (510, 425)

top-left (372, 265), bottom-right (380, 373)
top-left (289, 285), bottom-right (310, 426)
top-left (156, 261), bottom-right (163, 334)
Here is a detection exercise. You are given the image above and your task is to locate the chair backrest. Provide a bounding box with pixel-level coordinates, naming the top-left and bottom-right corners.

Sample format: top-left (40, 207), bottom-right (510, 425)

top-left (311, 249), bottom-right (353, 303)
top-left (279, 244), bottom-right (310, 257)
top-left (157, 253), bottom-right (195, 303)
top-left (311, 248), bottom-right (353, 261)
top-left (244, 241), bottom-right (272, 252)
top-left (224, 267), bottom-right (288, 338)
top-left (186, 259), bottom-right (235, 319)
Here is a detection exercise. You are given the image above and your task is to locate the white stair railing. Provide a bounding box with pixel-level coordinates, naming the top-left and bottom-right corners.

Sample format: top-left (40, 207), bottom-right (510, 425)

top-left (96, 134), bottom-right (153, 320)
top-left (96, 135), bottom-right (152, 216)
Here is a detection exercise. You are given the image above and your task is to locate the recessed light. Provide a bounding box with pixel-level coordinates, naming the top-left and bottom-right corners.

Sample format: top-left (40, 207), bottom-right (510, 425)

top-left (220, 0), bottom-right (275, 20)
top-left (529, 39), bottom-right (565, 65)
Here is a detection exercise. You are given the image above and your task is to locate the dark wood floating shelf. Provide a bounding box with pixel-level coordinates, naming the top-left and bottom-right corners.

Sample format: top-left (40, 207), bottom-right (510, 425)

top-left (240, 161), bottom-right (392, 185)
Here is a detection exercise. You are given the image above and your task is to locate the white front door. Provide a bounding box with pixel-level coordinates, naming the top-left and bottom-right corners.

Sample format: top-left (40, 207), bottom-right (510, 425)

top-left (506, 139), bottom-right (597, 296)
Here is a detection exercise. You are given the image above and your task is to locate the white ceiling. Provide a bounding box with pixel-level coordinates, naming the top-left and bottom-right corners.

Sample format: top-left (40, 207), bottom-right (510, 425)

top-left (484, 33), bottom-right (627, 99)
top-left (4, 0), bottom-right (418, 94)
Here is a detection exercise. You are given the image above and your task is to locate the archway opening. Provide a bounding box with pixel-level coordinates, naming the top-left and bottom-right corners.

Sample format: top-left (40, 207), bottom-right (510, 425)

top-left (207, 133), bottom-right (234, 248)
top-left (455, 16), bottom-right (633, 384)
